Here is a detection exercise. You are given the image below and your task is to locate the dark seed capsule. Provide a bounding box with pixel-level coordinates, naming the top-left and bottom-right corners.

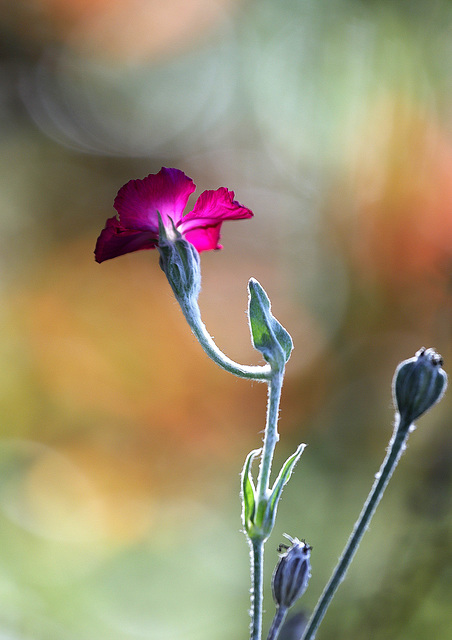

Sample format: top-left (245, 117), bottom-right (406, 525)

top-left (393, 348), bottom-right (447, 426)
top-left (272, 535), bottom-right (312, 609)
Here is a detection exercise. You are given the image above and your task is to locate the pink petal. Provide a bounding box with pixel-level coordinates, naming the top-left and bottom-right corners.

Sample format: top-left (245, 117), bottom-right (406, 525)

top-left (94, 216), bottom-right (158, 263)
top-left (178, 187), bottom-right (253, 235)
top-left (114, 167), bottom-right (196, 231)
top-left (183, 224), bottom-right (223, 252)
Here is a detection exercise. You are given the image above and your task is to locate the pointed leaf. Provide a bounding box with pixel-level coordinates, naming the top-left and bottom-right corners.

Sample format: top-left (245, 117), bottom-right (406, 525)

top-left (248, 278), bottom-right (293, 367)
top-left (241, 449), bottom-right (260, 533)
top-left (264, 444), bottom-right (306, 530)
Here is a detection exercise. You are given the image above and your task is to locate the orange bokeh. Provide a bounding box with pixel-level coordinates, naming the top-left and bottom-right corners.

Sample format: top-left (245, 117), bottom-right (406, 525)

top-left (30, 0), bottom-right (242, 61)
top-left (8, 237), bottom-right (269, 461)
top-left (343, 95), bottom-right (452, 288)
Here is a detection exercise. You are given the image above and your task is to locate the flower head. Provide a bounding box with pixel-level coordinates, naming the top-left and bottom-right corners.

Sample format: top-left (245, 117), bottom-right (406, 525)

top-left (94, 167), bottom-right (253, 263)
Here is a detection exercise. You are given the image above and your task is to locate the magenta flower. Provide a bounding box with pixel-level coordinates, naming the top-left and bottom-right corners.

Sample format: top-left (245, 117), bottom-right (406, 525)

top-left (95, 167), bottom-right (253, 263)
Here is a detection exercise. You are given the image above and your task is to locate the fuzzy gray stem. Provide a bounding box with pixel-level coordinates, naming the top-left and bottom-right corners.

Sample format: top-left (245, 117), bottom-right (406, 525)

top-left (179, 300), bottom-right (272, 381)
top-left (249, 369), bottom-right (285, 640)
top-left (250, 538), bottom-right (265, 640)
top-left (257, 370), bottom-right (284, 500)
top-left (301, 416), bottom-right (411, 640)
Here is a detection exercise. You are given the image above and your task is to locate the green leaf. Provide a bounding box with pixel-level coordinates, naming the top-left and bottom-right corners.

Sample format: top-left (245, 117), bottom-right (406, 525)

top-left (248, 278), bottom-right (293, 368)
top-left (241, 449), bottom-right (260, 534)
top-left (264, 444), bottom-right (306, 530)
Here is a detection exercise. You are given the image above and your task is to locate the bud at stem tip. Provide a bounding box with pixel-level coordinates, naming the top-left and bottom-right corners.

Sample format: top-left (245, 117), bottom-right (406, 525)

top-left (393, 347), bottom-right (447, 427)
top-left (272, 535), bottom-right (312, 610)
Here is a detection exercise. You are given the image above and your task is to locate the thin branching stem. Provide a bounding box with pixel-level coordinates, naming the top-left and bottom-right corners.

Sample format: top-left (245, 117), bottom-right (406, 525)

top-left (300, 417), bottom-right (411, 640)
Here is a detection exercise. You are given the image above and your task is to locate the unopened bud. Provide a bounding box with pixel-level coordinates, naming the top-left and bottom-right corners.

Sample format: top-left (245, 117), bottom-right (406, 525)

top-left (393, 347), bottom-right (447, 426)
top-left (272, 535), bottom-right (312, 609)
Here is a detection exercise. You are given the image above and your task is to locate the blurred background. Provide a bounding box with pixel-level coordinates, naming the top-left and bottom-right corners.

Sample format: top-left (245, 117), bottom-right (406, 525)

top-left (1, 0), bottom-right (452, 638)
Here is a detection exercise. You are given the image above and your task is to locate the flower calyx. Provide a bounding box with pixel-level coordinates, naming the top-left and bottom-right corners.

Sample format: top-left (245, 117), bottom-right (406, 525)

top-left (157, 213), bottom-right (201, 305)
top-left (241, 445), bottom-right (306, 542)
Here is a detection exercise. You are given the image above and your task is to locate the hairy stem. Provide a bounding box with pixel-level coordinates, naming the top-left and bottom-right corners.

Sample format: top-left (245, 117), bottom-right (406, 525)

top-left (178, 295), bottom-right (285, 640)
top-left (251, 538), bottom-right (265, 640)
top-left (301, 417), bottom-right (411, 640)
top-left (257, 370), bottom-right (284, 500)
top-left (179, 299), bottom-right (272, 381)
top-left (249, 369), bottom-right (285, 640)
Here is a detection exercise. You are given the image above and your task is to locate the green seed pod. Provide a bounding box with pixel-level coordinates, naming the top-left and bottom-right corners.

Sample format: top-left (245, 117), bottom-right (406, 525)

top-left (393, 347), bottom-right (447, 426)
top-left (272, 535), bottom-right (312, 609)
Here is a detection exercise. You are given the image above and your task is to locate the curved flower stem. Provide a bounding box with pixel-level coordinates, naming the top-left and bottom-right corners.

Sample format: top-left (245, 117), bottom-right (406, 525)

top-left (179, 299), bottom-right (272, 381)
top-left (267, 606), bottom-right (288, 640)
top-left (300, 417), bottom-right (411, 640)
top-left (179, 294), bottom-right (285, 640)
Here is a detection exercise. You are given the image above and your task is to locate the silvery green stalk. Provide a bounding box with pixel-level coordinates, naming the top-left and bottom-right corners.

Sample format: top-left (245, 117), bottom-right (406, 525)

top-left (300, 348), bottom-right (447, 640)
top-left (158, 223), bottom-right (303, 640)
top-left (241, 280), bottom-right (306, 640)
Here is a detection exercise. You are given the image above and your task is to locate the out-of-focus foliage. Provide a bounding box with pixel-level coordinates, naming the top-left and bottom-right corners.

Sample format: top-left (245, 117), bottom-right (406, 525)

top-left (1, 0), bottom-right (452, 638)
